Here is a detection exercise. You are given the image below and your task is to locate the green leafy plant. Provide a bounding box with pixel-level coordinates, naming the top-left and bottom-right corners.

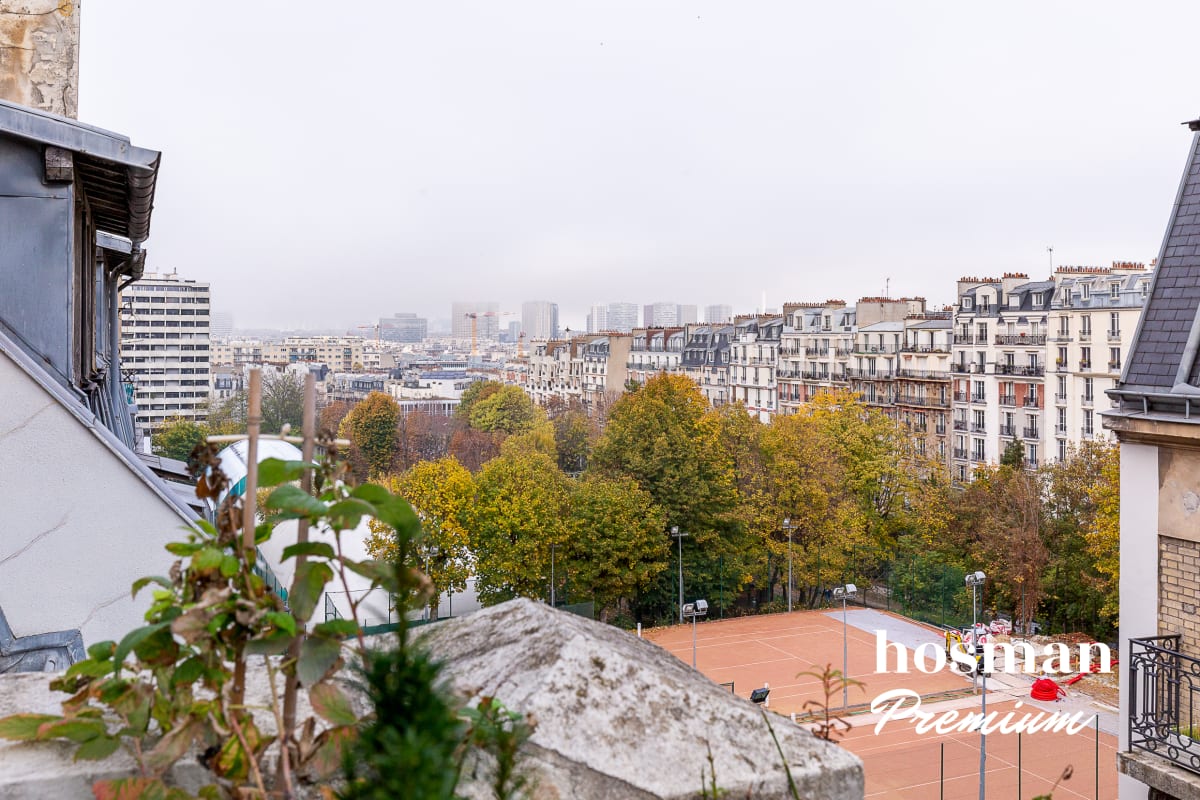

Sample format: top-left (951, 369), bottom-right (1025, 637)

top-left (699, 741), bottom-right (728, 799)
top-left (459, 696), bottom-right (536, 800)
top-left (0, 440), bottom-right (423, 799)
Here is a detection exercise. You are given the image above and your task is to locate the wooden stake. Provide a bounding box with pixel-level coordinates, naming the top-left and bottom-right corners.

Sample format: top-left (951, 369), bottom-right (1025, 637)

top-left (232, 369), bottom-right (262, 710)
top-left (279, 374), bottom-right (316, 793)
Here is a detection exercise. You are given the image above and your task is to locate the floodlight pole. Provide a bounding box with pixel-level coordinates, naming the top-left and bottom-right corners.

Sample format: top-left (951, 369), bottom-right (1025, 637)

top-left (692, 610), bottom-right (698, 668)
top-left (965, 570), bottom-right (987, 800)
top-left (671, 526), bottom-right (688, 624)
top-left (841, 590), bottom-right (849, 708)
top-left (783, 518), bottom-right (794, 613)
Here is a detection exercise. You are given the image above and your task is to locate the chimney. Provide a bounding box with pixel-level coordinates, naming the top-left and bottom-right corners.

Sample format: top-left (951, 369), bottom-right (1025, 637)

top-left (0, 1), bottom-right (79, 117)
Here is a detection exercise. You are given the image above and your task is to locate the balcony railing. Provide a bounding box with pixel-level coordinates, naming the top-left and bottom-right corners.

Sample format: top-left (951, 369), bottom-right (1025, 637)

top-left (971, 423), bottom-right (987, 433)
top-left (995, 334), bottom-right (1047, 346)
top-left (1024, 396), bottom-right (1041, 408)
top-left (1129, 634), bottom-right (1200, 777)
top-left (953, 447), bottom-right (968, 460)
top-left (1080, 360), bottom-right (1092, 371)
top-left (1081, 394), bottom-right (1094, 407)
top-left (1056, 424), bottom-right (1068, 436)
top-left (953, 334), bottom-right (975, 345)
top-left (1023, 427), bottom-right (1040, 440)
top-left (971, 393), bottom-right (987, 404)
top-left (999, 394), bottom-right (1017, 406)
top-left (1055, 393), bottom-right (1068, 403)
top-left (951, 363), bottom-right (970, 374)
top-left (1107, 330), bottom-right (1121, 341)
top-left (998, 424), bottom-right (1016, 436)
top-left (953, 419), bottom-right (968, 431)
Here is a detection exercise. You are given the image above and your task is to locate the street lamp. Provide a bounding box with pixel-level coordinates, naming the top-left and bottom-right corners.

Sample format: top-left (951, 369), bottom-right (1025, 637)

top-left (682, 599), bottom-right (708, 668)
top-left (422, 544), bottom-right (440, 622)
top-left (782, 518), bottom-right (795, 612)
top-left (832, 584), bottom-right (857, 708)
top-left (670, 526), bottom-right (689, 624)
top-left (965, 569), bottom-right (987, 800)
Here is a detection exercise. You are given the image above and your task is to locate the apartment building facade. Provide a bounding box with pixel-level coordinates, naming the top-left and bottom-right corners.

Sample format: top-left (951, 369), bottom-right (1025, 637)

top-left (729, 316), bottom-right (783, 422)
top-left (627, 327), bottom-right (685, 386)
top-left (681, 325), bottom-right (733, 407)
top-left (119, 271), bottom-right (212, 434)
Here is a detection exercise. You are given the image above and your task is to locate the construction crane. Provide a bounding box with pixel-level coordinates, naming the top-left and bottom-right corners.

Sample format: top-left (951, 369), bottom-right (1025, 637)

top-left (355, 322), bottom-right (395, 344)
top-left (464, 311), bottom-right (515, 356)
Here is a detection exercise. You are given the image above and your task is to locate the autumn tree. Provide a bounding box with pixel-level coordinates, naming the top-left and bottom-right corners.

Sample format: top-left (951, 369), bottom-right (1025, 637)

top-left (589, 374), bottom-right (741, 621)
top-left (550, 401), bottom-right (596, 474)
top-left (207, 391), bottom-right (247, 434)
top-left (454, 380), bottom-right (503, 422)
top-left (339, 392), bottom-right (402, 479)
top-left (566, 476), bottom-right (670, 621)
top-left (1041, 441), bottom-right (1120, 634)
top-left (367, 457), bottom-right (474, 620)
top-left (319, 400), bottom-right (353, 435)
top-left (447, 427), bottom-right (501, 472)
top-left (468, 450), bottom-right (572, 605)
top-left (151, 416), bottom-right (210, 461)
top-left (951, 464), bottom-right (1048, 632)
top-left (395, 411), bottom-right (452, 470)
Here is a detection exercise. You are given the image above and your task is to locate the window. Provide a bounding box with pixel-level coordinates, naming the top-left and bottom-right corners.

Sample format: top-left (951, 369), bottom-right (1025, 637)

top-left (1110, 347), bottom-right (1121, 369)
top-left (1058, 439), bottom-right (1067, 462)
top-left (1027, 444), bottom-right (1038, 465)
top-left (979, 296), bottom-right (991, 311)
top-left (1109, 312), bottom-right (1120, 337)
top-left (1081, 347), bottom-right (1092, 369)
top-left (1110, 282), bottom-right (1121, 299)
top-left (977, 323), bottom-right (988, 340)
top-left (1057, 346), bottom-right (1067, 365)
top-left (1141, 281), bottom-right (1149, 298)
top-left (1057, 375), bottom-right (1066, 397)
top-left (1083, 377), bottom-right (1094, 401)
top-left (1009, 296), bottom-right (1020, 308)
top-left (1057, 408), bottom-right (1067, 430)
top-left (974, 410), bottom-right (986, 428)
top-left (1081, 284), bottom-right (1091, 300)
top-left (1081, 315), bottom-right (1092, 335)
top-left (1058, 316), bottom-right (1070, 336)
top-left (962, 297), bottom-right (973, 310)
top-left (972, 438), bottom-right (986, 460)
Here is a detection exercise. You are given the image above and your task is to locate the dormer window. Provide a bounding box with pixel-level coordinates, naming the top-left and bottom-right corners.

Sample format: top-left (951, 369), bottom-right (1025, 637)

top-left (1110, 282), bottom-right (1121, 299)
top-left (1081, 284), bottom-right (1091, 300)
top-left (963, 297), bottom-right (974, 310)
top-left (1032, 293), bottom-right (1043, 305)
top-left (1009, 296), bottom-right (1020, 308)
top-left (979, 296), bottom-right (990, 311)
top-left (1140, 281), bottom-right (1148, 298)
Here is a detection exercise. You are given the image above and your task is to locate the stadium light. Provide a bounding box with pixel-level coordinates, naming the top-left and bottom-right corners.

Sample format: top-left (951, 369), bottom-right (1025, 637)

top-left (832, 584), bottom-right (857, 708)
top-left (671, 526), bottom-right (689, 623)
top-left (682, 599), bottom-right (708, 668)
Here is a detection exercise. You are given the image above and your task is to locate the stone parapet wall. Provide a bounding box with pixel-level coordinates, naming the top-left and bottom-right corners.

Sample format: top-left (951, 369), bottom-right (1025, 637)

top-left (0, 1), bottom-right (79, 117)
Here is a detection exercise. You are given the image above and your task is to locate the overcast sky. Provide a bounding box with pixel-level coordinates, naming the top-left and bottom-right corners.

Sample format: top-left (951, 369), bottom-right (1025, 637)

top-left (80, 2), bottom-right (1200, 332)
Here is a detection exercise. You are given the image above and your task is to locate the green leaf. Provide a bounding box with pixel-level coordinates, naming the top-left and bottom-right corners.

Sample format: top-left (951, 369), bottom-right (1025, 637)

top-left (40, 718), bottom-right (105, 743)
top-left (74, 734), bottom-right (121, 761)
top-left (297, 635), bottom-right (342, 686)
top-left (144, 719), bottom-right (198, 773)
top-left (132, 627), bottom-right (179, 667)
top-left (370, 494), bottom-right (421, 538)
top-left (65, 658), bottom-right (116, 679)
top-left (266, 611), bottom-right (297, 636)
top-left (326, 498), bottom-right (377, 531)
top-left (170, 657), bottom-right (205, 689)
top-left (309, 683), bottom-right (357, 726)
top-left (257, 457), bottom-right (314, 487)
top-left (281, 541), bottom-right (336, 561)
top-left (267, 485), bottom-right (327, 518)
top-left (86, 641), bottom-right (116, 661)
top-left (113, 622), bottom-right (170, 667)
top-left (289, 561), bottom-right (333, 623)
top-left (164, 542), bottom-right (201, 557)
top-left (130, 576), bottom-right (172, 599)
top-left (313, 619), bottom-right (358, 638)
top-left (254, 522), bottom-right (273, 545)
top-left (93, 777), bottom-right (192, 800)
top-left (244, 631), bottom-right (295, 656)
top-left (191, 547), bottom-right (224, 571)
top-left (0, 714), bottom-right (62, 741)
top-left (219, 554), bottom-right (239, 577)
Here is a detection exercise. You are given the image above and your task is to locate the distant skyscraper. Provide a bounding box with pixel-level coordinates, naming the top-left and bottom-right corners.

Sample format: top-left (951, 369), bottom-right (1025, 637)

top-left (606, 302), bottom-right (638, 332)
top-left (210, 311), bottom-right (234, 340)
top-left (522, 300), bottom-right (559, 340)
top-left (587, 303), bottom-right (608, 333)
top-left (451, 301), bottom-right (500, 340)
top-left (120, 271), bottom-right (210, 432)
top-left (643, 302), bottom-right (679, 327)
top-left (705, 304), bottom-right (733, 324)
top-left (678, 304), bottom-right (698, 325)
top-left (380, 312), bottom-right (427, 342)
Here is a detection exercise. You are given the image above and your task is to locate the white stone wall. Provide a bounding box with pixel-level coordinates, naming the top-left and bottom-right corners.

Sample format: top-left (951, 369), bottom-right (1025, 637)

top-left (0, 349), bottom-right (193, 648)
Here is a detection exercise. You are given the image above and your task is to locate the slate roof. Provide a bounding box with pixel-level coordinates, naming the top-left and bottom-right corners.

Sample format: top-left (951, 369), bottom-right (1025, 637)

top-left (1115, 126), bottom-right (1200, 406)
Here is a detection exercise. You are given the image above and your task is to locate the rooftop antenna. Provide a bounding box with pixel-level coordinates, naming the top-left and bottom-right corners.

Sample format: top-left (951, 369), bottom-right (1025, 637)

top-left (1047, 246), bottom-right (1054, 272)
top-left (761, 290), bottom-right (766, 315)
top-left (885, 277), bottom-right (891, 299)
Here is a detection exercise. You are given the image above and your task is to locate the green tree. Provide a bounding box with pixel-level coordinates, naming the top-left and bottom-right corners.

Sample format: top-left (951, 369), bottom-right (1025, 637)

top-left (1086, 444), bottom-right (1120, 624)
top-left (566, 476), bottom-right (670, 620)
top-left (455, 380), bottom-right (503, 422)
top-left (589, 374), bottom-right (741, 621)
top-left (339, 392), bottom-right (402, 479)
top-left (551, 403), bottom-right (596, 474)
top-left (468, 385), bottom-right (539, 435)
top-left (1000, 438), bottom-right (1026, 468)
top-left (207, 390), bottom-right (248, 434)
top-left (151, 416), bottom-right (210, 461)
top-left (469, 450), bottom-right (571, 605)
top-left (368, 457), bottom-right (475, 621)
top-left (261, 370), bottom-right (305, 434)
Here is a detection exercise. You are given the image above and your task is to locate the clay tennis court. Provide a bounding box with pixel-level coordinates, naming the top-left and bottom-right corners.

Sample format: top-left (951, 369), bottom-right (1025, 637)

top-left (644, 608), bottom-right (1119, 799)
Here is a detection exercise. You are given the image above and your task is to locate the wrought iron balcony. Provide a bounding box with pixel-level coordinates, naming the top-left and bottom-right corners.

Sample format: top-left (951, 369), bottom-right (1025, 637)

top-left (1129, 635), bottom-right (1200, 777)
top-left (999, 394), bottom-right (1017, 406)
top-left (995, 334), bottom-right (1047, 346)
